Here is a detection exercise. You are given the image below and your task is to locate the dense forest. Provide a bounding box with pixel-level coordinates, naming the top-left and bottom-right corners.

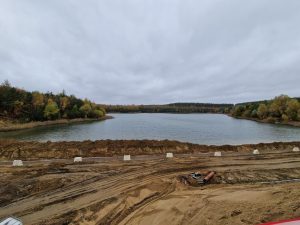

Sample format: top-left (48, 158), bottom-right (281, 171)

top-left (231, 95), bottom-right (300, 122)
top-left (102, 103), bottom-right (233, 114)
top-left (0, 80), bottom-right (106, 122)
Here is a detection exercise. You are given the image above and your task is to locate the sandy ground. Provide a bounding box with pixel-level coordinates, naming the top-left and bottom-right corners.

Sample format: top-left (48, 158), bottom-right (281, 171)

top-left (0, 144), bottom-right (300, 225)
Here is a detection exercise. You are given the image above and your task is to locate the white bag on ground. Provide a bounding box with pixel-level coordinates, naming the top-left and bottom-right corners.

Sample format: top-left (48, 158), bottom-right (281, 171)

top-left (12, 160), bottom-right (23, 166)
top-left (124, 155), bottom-right (131, 161)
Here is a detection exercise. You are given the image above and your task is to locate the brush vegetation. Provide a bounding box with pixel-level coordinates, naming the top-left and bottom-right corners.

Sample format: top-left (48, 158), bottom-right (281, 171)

top-left (102, 103), bottom-right (233, 114)
top-left (232, 95), bottom-right (300, 123)
top-left (0, 80), bottom-right (106, 123)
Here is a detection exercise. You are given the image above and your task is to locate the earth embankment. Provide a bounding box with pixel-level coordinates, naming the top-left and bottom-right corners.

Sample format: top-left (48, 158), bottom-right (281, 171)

top-left (0, 139), bottom-right (299, 160)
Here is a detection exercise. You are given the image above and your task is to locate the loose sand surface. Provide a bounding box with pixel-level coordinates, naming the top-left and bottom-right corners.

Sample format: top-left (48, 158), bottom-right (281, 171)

top-left (0, 141), bottom-right (300, 225)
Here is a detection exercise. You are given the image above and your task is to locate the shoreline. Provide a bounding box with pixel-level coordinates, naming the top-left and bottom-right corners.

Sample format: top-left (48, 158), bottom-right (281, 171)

top-left (0, 139), bottom-right (299, 160)
top-left (230, 115), bottom-right (300, 128)
top-left (0, 115), bottom-right (113, 132)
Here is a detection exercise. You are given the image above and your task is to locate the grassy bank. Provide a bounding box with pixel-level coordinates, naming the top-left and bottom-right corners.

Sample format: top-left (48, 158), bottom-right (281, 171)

top-left (0, 115), bottom-right (113, 132)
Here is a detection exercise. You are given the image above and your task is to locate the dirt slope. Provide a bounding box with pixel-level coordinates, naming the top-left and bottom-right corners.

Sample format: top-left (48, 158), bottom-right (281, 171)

top-left (0, 142), bottom-right (300, 225)
top-left (0, 139), bottom-right (299, 160)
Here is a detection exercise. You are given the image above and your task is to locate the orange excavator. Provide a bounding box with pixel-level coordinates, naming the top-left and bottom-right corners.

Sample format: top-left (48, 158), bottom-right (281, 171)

top-left (179, 171), bottom-right (215, 186)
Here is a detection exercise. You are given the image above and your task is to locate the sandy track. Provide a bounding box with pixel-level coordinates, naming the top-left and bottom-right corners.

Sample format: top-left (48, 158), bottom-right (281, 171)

top-left (0, 148), bottom-right (300, 225)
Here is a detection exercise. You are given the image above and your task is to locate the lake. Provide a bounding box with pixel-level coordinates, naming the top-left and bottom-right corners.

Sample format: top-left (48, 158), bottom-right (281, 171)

top-left (1, 113), bottom-right (300, 145)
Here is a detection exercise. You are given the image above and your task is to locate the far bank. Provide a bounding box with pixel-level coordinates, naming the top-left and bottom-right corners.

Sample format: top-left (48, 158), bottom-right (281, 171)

top-left (0, 115), bottom-right (113, 132)
top-left (230, 115), bottom-right (300, 128)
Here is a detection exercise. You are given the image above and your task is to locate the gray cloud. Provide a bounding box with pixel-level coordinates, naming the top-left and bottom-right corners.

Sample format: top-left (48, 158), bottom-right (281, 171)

top-left (0, 0), bottom-right (300, 104)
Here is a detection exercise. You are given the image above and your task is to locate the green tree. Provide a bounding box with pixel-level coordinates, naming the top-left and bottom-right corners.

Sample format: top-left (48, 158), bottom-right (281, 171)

top-left (90, 109), bottom-right (104, 118)
top-left (79, 102), bottom-right (92, 118)
top-left (0, 80), bottom-right (13, 112)
top-left (44, 99), bottom-right (60, 120)
top-left (251, 109), bottom-right (258, 118)
top-left (13, 100), bottom-right (24, 118)
top-left (67, 105), bottom-right (81, 118)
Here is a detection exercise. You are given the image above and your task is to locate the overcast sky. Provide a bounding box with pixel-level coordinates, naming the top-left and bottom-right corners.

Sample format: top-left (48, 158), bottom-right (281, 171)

top-left (0, 0), bottom-right (300, 104)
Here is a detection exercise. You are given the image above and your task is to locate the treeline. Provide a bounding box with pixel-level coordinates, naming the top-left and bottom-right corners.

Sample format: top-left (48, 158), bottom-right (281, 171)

top-left (103, 103), bottom-right (233, 114)
top-left (0, 80), bottom-right (106, 122)
top-left (232, 95), bottom-right (300, 122)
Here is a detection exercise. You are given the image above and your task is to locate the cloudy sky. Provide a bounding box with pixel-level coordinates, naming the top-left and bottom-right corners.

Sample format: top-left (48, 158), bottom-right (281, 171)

top-left (0, 0), bottom-right (300, 104)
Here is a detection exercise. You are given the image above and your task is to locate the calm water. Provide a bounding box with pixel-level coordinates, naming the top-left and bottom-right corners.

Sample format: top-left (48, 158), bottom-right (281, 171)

top-left (1, 113), bottom-right (300, 145)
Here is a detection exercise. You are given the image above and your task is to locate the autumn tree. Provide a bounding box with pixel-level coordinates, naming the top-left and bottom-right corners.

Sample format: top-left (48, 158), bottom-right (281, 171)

top-left (282, 114), bottom-right (289, 122)
top-left (32, 92), bottom-right (44, 107)
top-left (269, 95), bottom-right (289, 118)
top-left (31, 92), bottom-right (45, 120)
top-left (286, 99), bottom-right (300, 121)
top-left (257, 104), bottom-right (268, 119)
top-left (59, 96), bottom-right (70, 118)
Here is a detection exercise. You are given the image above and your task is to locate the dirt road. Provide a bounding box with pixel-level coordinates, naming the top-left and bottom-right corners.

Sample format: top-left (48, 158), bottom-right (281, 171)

top-left (0, 142), bottom-right (300, 225)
